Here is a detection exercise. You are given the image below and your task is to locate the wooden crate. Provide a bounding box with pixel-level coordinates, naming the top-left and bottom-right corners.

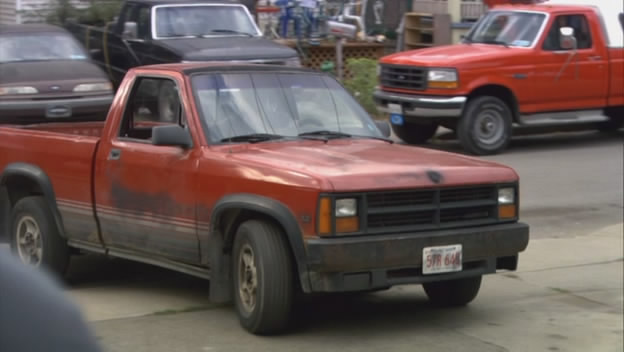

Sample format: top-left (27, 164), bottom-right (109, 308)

top-left (403, 12), bottom-right (451, 50)
top-left (275, 39), bottom-right (385, 79)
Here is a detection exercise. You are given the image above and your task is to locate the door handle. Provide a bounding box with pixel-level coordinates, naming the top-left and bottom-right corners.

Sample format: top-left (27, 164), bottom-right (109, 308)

top-left (108, 149), bottom-right (121, 161)
top-left (589, 55), bottom-right (602, 61)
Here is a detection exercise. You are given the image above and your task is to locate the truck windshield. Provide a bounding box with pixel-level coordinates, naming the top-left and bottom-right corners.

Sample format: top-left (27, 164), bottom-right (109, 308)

top-left (0, 33), bottom-right (88, 63)
top-left (191, 73), bottom-right (384, 143)
top-left (466, 11), bottom-right (546, 47)
top-left (154, 5), bottom-right (258, 39)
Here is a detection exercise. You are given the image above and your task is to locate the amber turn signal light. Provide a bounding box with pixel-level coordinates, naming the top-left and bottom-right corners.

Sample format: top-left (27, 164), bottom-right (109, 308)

top-left (498, 204), bottom-right (517, 219)
top-left (319, 197), bottom-right (332, 236)
top-left (428, 81), bottom-right (458, 89)
top-left (336, 216), bottom-right (359, 233)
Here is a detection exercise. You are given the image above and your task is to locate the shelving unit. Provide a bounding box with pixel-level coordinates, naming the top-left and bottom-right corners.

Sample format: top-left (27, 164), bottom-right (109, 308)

top-left (403, 12), bottom-right (452, 50)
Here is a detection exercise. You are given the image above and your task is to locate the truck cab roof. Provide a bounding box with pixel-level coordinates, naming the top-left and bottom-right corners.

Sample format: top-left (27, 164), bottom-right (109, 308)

top-left (131, 62), bottom-right (315, 75)
top-left (490, 0), bottom-right (624, 48)
top-left (125, 0), bottom-right (241, 5)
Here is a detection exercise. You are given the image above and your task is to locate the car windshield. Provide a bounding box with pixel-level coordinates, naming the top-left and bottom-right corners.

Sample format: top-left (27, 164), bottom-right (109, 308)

top-left (0, 33), bottom-right (88, 63)
top-left (466, 11), bottom-right (546, 47)
top-left (191, 73), bottom-right (384, 143)
top-left (154, 5), bottom-right (258, 38)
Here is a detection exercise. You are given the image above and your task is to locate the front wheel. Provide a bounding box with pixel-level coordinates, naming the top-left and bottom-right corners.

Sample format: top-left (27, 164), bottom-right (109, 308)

top-left (232, 220), bottom-right (294, 335)
top-left (458, 96), bottom-right (512, 155)
top-left (423, 276), bottom-right (482, 307)
top-left (10, 196), bottom-right (70, 277)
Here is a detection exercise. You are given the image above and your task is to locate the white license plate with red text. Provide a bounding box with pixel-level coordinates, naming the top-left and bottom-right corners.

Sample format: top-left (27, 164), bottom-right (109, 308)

top-left (423, 244), bottom-right (462, 275)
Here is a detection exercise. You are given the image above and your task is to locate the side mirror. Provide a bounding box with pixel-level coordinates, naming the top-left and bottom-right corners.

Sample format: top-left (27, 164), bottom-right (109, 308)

top-left (559, 26), bottom-right (577, 50)
top-left (375, 120), bottom-right (391, 138)
top-left (152, 125), bottom-right (192, 149)
top-left (122, 21), bottom-right (138, 40)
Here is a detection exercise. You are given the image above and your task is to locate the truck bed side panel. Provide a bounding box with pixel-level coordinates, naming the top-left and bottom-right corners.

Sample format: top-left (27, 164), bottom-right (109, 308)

top-left (0, 128), bottom-right (100, 244)
top-left (608, 48), bottom-right (624, 107)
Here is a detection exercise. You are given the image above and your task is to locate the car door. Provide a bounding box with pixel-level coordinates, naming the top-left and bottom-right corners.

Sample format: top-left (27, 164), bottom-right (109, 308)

top-left (93, 75), bottom-right (201, 264)
top-left (532, 13), bottom-right (608, 112)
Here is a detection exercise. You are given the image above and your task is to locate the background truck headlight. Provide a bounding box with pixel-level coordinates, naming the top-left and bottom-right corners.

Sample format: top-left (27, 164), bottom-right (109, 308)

top-left (0, 86), bottom-right (38, 95)
top-left (73, 82), bottom-right (113, 93)
top-left (428, 69), bottom-right (458, 89)
top-left (284, 56), bottom-right (302, 67)
top-left (336, 198), bottom-right (357, 217)
top-left (498, 188), bottom-right (515, 204)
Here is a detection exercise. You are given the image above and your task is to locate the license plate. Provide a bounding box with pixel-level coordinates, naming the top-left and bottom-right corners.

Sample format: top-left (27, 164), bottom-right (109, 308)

top-left (423, 244), bottom-right (462, 275)
top-left (388, 103), bottom-right (402, 114)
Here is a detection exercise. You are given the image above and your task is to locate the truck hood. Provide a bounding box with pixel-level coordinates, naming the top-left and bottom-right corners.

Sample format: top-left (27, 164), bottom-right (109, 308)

top-left (223, 140), bottom-right (518, 192)
top-left (382, 43), bottom-right (520, 67)
top-left (157, 36), bottom-right (298, 61)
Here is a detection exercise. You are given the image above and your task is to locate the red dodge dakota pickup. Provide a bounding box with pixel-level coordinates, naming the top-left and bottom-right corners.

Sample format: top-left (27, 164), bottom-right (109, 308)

top-left (375, 0), bottom-right (623, 155)
top-left (0, 63), bottom-right (529, 334)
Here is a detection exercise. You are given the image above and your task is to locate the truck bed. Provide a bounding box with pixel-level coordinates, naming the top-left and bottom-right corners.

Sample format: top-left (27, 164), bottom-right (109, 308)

top-left (0, 121), bottom-right (102, 239)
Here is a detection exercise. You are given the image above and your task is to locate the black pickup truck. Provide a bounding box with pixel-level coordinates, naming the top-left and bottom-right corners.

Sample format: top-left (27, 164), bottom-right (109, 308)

top-left (66, 0), bottom-right (300, 87)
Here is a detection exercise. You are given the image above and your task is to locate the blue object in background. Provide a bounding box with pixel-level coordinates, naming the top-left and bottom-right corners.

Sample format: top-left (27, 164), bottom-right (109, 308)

top-left (390, 113), bottom-right (404, 125)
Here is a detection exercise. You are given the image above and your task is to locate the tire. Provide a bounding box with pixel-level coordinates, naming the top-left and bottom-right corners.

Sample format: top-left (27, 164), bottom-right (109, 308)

top-left (10, 196), bottom-right (70, 277)
top-left (458, 96), bottom-right (512, 155)
top-left (232, 220), bottom-right (294, 335)
top-left (391, 121), bottom-right (439, 144)
top-left (423, 276), bottom-right (482, 307)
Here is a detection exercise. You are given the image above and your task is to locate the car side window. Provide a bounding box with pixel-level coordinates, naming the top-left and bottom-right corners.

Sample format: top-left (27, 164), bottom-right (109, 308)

top-left (136, 6), bottom-right (151, 40)
top-left (119, 77), bottom-right (185, 141)
top-left (543, 14), bottom-right (592, 51)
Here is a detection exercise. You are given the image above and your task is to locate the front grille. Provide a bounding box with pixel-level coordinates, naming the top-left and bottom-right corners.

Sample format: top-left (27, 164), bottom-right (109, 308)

top-left (380, 64), bottom-right (427, 91)
top-left (365, 186), bottom-right (498, 233)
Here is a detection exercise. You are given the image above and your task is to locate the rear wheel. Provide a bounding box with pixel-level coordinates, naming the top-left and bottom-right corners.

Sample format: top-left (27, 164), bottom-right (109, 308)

top-left (423, 276), bottom-right (482, 307)
top-left (391, 121), bottom-right (439, 144)
top-left (232, 220), bottom-right (294, 335)
top-left (10, 196), bottom-right (70, 277)
top-left (458, 96), bottom-right (512, 155)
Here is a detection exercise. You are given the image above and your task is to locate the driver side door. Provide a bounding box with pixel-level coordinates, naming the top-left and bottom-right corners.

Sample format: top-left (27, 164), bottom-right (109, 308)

top-left (94, 75), bottom-right (201, 264)
top-left (532, 13), bottom-right (608, 112)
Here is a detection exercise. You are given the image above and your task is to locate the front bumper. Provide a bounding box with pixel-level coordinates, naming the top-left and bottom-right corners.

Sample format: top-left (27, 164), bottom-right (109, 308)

top-left (374, 89), bottom-right (466, 119)
top-left (0, 94), bottom-right (113, 123)
top-left (304, 222), bottom-right (529, 292)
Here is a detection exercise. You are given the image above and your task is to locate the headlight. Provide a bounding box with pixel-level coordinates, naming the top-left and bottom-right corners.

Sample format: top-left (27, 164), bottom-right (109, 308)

top-left (0, 86), bottom-right (38, 95)
top-left (498, 188), bottom-right (515, 205)
top-left (428, 69), bottom-right (458, 89)
top-left (284, 56), bottom-right (302, 67)
top-left (335, 198), bottom-right (357, 217)
top-left (73, 82), bottom-right (113, 93)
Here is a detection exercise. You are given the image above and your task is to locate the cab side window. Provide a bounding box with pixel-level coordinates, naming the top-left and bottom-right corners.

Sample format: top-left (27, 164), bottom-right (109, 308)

top-left (543, 14), bottom-right (592, 51)
top-left (119, 77), bottom-right (184, 141)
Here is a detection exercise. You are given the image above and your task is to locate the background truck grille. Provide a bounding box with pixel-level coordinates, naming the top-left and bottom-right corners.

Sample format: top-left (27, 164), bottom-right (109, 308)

top-left (379, 64), bottom-right (428, 91)
top-left (365, 186), bottom-right (498, 233)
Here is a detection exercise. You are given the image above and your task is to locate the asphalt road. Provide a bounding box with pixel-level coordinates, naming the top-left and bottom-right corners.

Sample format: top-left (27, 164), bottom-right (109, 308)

top-left (1, 128), bottom-right (622, 352)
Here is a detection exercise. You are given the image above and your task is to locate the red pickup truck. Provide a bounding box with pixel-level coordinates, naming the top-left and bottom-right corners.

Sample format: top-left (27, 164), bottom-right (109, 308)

top-left (0, 63), bottom-right (529, 334)
top-left (375, 0), bottom-right (624, 155)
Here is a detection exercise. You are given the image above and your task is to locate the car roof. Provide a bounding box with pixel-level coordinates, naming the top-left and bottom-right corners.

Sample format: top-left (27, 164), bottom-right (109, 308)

top-left (131, 62), bottom-right (315, 75)
top-left (127, 0), bottom-right (241, 6)
top-left (0, 23), bottom-right (69, 35)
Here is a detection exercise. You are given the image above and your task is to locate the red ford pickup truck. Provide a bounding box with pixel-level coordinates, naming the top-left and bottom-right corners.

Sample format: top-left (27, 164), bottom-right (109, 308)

top-left (0, 63), bottom-right (529, 334)
top-left (375, 0), bottom-right (624, 155)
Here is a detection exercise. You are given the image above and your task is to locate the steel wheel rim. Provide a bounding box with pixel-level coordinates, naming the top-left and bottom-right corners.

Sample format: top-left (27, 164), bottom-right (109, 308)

top-left (237, 243), bottom-right (258, 314)
top-left (474, 108), bottom-right (505, 146)
top-left (16, 216), bottom-right (43, 267)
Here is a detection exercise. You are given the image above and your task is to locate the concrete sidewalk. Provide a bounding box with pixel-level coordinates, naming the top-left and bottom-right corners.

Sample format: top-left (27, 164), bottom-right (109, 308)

top-left (59, 222), bottom-right (623, 352)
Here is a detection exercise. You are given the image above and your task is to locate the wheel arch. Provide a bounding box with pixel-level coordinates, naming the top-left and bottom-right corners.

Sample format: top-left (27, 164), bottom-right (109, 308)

top-left (467, 84), bottom-right (519, 122)
top-left (206, 193), bottom-right (310, 303)
top-left (0, 163), bottom-right (65, 240)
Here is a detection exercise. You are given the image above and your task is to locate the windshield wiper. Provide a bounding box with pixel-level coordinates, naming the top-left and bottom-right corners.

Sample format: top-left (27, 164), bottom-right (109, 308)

top-left (482, 40), bottom-right (509, 47)
top-left (298, 130), bottom-right (352, 141)
top-left (220, 133), bottom-right (285, 143)
top-left (204, 29), bottom-right (253, 37)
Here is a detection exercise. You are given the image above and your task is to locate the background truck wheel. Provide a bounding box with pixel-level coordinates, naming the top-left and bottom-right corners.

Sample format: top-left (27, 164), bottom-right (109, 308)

top-left (458, 96), bottom-right (512, 155)
top-left (10, 196), bottom-right (70, 277)
top-left (391, 121), bottom-right (439, 144)
top-left (232, 220), bottom-right (294, 335)
top-left (422, 276), bottom-right (482, 307)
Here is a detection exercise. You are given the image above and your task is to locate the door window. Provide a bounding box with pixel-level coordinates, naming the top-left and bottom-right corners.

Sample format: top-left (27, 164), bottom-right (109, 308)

top-left (543, 14), bottom-right (592, 51)
top-left (119, 77), bottom-right (185, 141)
